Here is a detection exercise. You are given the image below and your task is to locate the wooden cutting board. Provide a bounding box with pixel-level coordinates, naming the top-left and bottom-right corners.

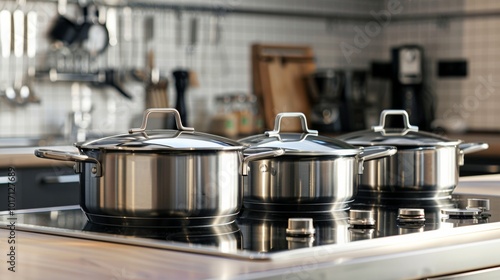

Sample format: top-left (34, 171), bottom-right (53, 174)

top-left (252, 44), bottom-right (316, 131)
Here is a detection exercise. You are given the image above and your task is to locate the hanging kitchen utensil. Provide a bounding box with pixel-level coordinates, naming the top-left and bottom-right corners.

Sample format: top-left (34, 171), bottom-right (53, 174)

top-left (34, 108), bottom-right (284, 227)
top-left (211, 13), bottom-right (229, 77)
top-left (186, 16), bottom-right (199, 88)
top-left (9, 3), bottom-right (25, 106)
top-left (0, 9), bottom-right (11, 59)
top-left (239, 112), bottom-right (397, 212)
top-left (0, 9), bottom-right (12, 100)
top-left (47, 0), bottom-right (79, 47)
top-left (20, 9), bottom-right (41, 105)
top-left (145, 50), bottom-right (169, 126)
top-left (175, 10), bottom-right (183, 48)
top-left (78, 4), bottom-right (109, 57)
top-left (121, 6), bottom-right (132, 69)
top-left (337, 110), bottom-right (489, 202)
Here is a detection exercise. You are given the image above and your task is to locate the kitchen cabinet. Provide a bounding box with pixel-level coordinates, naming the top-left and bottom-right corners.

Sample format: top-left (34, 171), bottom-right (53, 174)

top-left (0, 166), bottom-right (78, 211)
top-left (0, 147), bottom-right (79, 211)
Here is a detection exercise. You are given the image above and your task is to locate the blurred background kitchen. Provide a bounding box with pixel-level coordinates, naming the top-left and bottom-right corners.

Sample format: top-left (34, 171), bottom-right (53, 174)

top-left (0, 0), bottom-right (499, 142)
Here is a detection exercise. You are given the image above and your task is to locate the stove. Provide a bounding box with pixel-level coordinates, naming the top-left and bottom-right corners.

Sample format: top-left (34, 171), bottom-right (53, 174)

top-left (2, 183), bottom-right (500, 261)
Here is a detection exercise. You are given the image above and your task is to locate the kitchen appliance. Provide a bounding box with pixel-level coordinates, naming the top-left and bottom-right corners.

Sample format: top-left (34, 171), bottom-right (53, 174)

top-left (337, 110), bottom-right (488, 201)
top-left (307, 69), bottom-right (344, 132)
top-left (33, 108), bottom-right (283, 227)
top-left (239, 112), bottom-right (396, 212)
top-left (391, 45), bottom-right (434, 130)
top-left (307, 69), bottom-right (368, 133)
top-left (343, 69), bottom-right (368, 131)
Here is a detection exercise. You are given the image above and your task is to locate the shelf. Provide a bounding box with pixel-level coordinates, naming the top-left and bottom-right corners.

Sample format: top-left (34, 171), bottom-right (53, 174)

top-left (20, 0), bottom-right (500, 23)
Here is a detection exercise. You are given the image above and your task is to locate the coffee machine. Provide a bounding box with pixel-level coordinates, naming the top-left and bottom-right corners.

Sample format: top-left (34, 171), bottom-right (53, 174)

top-left (307, 69), bottom-right (367, 133)
top-left (390, 45), bottom-right (434, 130)
top-left (307, 69), bottom-right (344, 132)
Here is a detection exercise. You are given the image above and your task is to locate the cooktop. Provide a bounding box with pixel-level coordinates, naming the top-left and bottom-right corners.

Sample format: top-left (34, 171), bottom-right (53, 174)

top-left (1, 192), bottom-right (499, 260)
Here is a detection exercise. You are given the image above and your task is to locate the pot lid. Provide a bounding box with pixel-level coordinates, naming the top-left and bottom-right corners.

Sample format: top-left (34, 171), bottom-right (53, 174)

top-left (78, 109), bottom-right (245, 151)
top-left (239, 112), bottom-right (360, 156)
top-left (337, 110), bottom-right (462, 147)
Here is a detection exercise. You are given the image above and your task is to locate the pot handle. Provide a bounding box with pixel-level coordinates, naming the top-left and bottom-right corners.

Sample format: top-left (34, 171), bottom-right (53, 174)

top-left (34, 149), bottom-right (102, 177)
top-left (459, 142), bottom-right (489, 155)
top-left (358, 146), bottom-right (398, 161)
top-left (242, 148), bottom-right (285, 176)
top-left (265, 112), bottom-right (318, 137)
top-left (128, 108), bottom-right (195, 133)
top-left (458, 142), bottom-right (489, 166)
top-left (372, 110), bottom-right (419, 135)
top-left (357, 146), bottom-right (397, 175)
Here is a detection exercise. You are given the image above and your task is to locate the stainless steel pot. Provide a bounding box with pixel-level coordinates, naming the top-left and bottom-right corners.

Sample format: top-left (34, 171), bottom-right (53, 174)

top-left (337, 110), bottom-right (489, 201)
top-left (34, 108), bottom-right (283, 227)
top-left (239, 112), bottom-right (397, 212)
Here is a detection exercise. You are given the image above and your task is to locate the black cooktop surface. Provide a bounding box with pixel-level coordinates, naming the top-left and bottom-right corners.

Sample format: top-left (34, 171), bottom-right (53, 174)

top-left (1, 193), bottom-right (499, 260)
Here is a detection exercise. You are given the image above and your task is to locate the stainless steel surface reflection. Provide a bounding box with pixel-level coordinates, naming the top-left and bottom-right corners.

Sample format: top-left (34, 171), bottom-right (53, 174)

top-left (238, 210), bottom-right (350, 252)
top-left (1, 190), bottom-right (500, 260)
top-left (79, 151), bottom-right (241, 226)
top-left (83, 221), bottom-right (242, 253)
top-left (359, 147), bottom-right (458, 200)
top-left (244, 156), bottom-right (357, 212)
top-left (351, 197), bottom-right (457, 238)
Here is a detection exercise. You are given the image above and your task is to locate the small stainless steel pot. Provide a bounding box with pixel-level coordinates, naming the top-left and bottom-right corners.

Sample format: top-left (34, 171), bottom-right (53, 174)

top-left (337, 110), bottom-right (489, 201)
top-left (34, 108), bottom-right (283, 227)
top-left (239, 112), bottom-right (397, 212)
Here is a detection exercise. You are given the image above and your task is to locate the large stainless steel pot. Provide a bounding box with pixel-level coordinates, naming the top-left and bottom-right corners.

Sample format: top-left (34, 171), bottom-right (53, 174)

top-left (337, 110), bottom-right (489, 201)
top-left (34, 108), bottom-right (283, 227)
top-left (239, 112), bottom-right (397, 212)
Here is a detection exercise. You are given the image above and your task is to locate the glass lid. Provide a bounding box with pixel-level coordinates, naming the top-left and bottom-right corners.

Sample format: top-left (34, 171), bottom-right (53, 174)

top-left (337, 110), bottom-right (461, 147)
top-left (239, 112), bottom-right (360, 156)
top-left (78, 109), bottom-right (244, 151)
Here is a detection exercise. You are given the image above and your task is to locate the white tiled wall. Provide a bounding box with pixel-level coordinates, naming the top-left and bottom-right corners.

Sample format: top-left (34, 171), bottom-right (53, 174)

top-left (0, 0), bottom-right (387, 139)
top-left (381, 0), bottom-right (500, 131)
top-left (3, 0), bottom-right (499, 140)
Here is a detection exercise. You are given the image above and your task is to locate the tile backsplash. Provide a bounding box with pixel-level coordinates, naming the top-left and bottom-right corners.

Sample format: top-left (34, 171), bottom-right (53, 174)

top-left (1, 0), bottom-right (500, 140)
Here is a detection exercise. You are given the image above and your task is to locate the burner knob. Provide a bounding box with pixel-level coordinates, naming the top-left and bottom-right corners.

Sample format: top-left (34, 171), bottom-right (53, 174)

top-left (466, 198), bottom-right (490, 212)
top-left (287, 236), bottom-right (315, 249)
top-left (286, 218), bottom-right (315, 236)
top-left (349, 209), bottom-right (375, 226)
top-left (397, 208), bottom-right (425, 223)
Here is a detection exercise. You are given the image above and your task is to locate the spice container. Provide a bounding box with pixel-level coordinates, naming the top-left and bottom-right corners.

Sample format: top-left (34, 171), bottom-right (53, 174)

top-left (210, 95), bottom-right (239, 138)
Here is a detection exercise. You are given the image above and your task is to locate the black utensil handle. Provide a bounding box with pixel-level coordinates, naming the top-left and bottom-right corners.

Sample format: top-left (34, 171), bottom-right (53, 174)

top-left (111, 82), bottom-right (133, 99)
top-left (173, 70), bottom-right (190, 125)
top-left (104, 70), bottom-right (133, 99)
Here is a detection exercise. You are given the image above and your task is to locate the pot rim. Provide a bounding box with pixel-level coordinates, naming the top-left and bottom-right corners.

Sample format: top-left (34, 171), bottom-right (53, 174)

top-left (337, 110), bottom-right (463, 147)
top-left (239, 112), bottom-right (362, 156)
top-left (76, 131), bottom-right (247, 152)
top-left (75, 108), bottom-right (247, 152)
